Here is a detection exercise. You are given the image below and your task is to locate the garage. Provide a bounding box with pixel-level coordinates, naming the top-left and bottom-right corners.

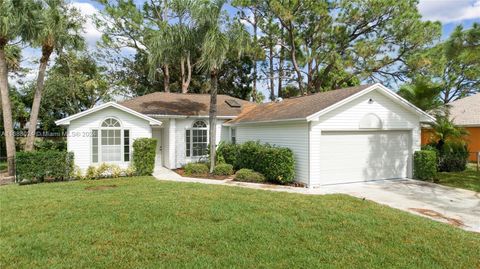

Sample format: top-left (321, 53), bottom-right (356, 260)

top-left (318, 131), bottom-right (411, 185)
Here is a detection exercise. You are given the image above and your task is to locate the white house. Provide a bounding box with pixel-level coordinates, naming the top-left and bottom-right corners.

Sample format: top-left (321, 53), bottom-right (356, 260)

top-left (56, 83), bottom-right (434, 187)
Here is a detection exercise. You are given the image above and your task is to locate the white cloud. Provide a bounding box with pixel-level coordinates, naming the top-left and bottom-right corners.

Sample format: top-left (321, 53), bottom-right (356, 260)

top-left (418, 0), bottom-right (480, 23)
top-left (69, 2), bottom-right (102, 48)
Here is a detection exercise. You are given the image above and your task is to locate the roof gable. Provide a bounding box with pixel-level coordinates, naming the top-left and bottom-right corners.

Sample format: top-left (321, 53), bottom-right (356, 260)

top-left (228, 84), bottom-right (434, 124)
top-left (55, 102), bottom-right (162, 126)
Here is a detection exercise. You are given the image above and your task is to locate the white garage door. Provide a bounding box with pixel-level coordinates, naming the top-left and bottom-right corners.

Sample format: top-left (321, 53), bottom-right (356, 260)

top-left (318, 131), bottom-right (411, 185)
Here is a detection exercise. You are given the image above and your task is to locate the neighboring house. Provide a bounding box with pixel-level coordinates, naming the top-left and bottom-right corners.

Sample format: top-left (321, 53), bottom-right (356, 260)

top-left (56, 83), bottom-right (434, 187)
top-left (421, 93), bottom-right (480, 162)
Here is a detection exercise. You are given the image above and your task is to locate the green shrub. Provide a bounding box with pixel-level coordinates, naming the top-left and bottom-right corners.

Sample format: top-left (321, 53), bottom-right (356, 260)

top-left (15, 151), bottom-right (74, 183)
top-left (213, 163), bottom-right (234, 176)
top-left (85, 165), bottom-right (97, 179)
top-left (234, 169), bottom-right (266, 183)
top-left (184, 163), bottom-right (209, 177)
top-left (413, 150), bottom-right (437, 181)
top-left (34, 139), bottom-right (67, 151)
top-left (438, 142), bottom-right (469, 172)
top-left (216, 142), bottom-right (240, 168)
top-left (237, 141), bottom-right (263, 170)
top-left (132, 138), bottom-right (157, 176)
top-left (70, 165), bottom-right (84, 180)
top-left (256, 146), bottom-right (295, 184)
top-left (96, 163), bottom-right (123, 178)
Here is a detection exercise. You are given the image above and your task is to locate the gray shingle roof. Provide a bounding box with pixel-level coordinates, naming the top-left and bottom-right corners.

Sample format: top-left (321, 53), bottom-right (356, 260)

top-left (120, 92), bottom-right (252, 117)
top-left (449, 93), bottom-right (480, 126)
top-left (228, 84), bottom-right (373, 124)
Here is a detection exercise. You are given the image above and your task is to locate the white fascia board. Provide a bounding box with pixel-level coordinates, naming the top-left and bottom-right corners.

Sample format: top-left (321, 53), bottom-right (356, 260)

top-left (55, 102), bottom-right (162, 126)
top-left (306, 83), bottom-right (435, 123)
top-left (147, 114), bottom-right (237, 119)
top-left (224, 118), bottom-right (307, 126)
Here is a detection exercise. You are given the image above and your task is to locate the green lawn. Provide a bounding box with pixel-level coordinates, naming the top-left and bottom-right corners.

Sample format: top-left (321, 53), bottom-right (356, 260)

top-left (1, 178), bottom-right (479, 268)
top-left (436, 164), bottom-right (480, 192)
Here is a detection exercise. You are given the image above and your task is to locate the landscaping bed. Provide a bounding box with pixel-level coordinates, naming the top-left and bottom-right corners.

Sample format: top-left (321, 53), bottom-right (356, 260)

top-left (173, 168), bottom-right (232, 180)
top-left (0, 177), bottom-right (479, 268)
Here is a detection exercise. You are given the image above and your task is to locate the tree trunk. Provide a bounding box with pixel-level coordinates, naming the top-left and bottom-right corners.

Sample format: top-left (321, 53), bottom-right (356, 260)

top-left (180, 53), bottom-right (191, 93)
top-left (269, 41), bottom-right (275, 101)
top-left (278, 27), bottom-right (284, 98)
top-left (251, 10), bottom-right (258, 102)
top-left (0, 45), bottom-right (16, 176)
top-left (162, 64), bottom-right (170, 92)
top-left (288, 25), bottom-right (303, 95)
top-left (208, 69), bottom-right (218, 173)
top-left (25, 47), bottom-right (52, 151)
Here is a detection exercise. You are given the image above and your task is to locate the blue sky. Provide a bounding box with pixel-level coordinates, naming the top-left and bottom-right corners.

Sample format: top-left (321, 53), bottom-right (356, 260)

top-left (18, 0), bottom-right (480, 96)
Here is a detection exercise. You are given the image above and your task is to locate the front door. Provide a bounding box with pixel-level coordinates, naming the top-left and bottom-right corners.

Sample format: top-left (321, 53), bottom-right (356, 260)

top-left (152, 128), bottom-right (163, 170)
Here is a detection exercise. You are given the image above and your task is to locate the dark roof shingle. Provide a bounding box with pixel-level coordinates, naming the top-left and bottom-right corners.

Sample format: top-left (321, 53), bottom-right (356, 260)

top-left (228, 84), bottom-right (373, 124)
top-left (120, 92), bottom-right (252, 117)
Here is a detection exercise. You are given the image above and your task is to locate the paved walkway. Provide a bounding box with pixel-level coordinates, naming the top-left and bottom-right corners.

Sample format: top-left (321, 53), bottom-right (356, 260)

top-left (153, 168), bottom-right (480, 233)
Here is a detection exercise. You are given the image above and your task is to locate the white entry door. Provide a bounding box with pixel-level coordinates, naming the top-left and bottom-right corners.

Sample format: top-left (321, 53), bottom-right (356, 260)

top-left (318, 130), bottom-right (411, 185)
top-left (152, 128), bottom-right (163, 169)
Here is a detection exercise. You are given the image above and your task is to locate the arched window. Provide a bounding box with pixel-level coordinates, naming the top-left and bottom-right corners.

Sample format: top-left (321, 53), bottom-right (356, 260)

top-left (91, 117), bottom-right (130, 163)
top-left (186, 120), bottom-right (208, 157)
top-left (101, 118), bottom-right (121, 127)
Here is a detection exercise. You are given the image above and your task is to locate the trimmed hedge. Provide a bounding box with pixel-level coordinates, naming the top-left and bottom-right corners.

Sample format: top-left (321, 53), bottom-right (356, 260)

top-left (132, 138), bottom-right (157, 176)
top-left (235, 168), bottom-right (266, 183)
top-left (213, 163), bottom-right (234, 176)
top-left (184, 163), bottom-right (209, 177)
top-left (237, 141), bottom-right (263, 171)
top-left (256, 146), bottom-right (295, 184)
top-left (413, 150), bottom-right (437, 181)
top-left (16, 150), bottom-right (74, 183)
top-left (219, 141), bottom-right (296, 184)
top-left (216, 142), bottom-right (240, 169)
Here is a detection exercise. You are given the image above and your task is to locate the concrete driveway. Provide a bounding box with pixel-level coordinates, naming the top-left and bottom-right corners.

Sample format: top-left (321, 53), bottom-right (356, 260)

top-left (318, 179), bottom-right (480, 233)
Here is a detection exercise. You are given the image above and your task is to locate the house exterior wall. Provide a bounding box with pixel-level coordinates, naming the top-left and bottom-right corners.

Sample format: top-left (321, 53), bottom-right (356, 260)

top-left (173, 118), bottom-right (228, 168)
top-left (67, 107), bottom-right (153, 172)
top-left (309, 90), bottom-right (421, 186)
top-left (422, 127), bottom-right (480, 162)
top-left (235, 122), bottom-right (310, 184)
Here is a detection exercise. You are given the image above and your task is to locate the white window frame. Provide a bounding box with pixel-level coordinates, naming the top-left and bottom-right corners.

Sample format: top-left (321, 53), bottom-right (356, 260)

top-left (91, 117), bottom-right (130, 164)
top-left (186, 120), bottom-right (209, 158)
top-left (230, 127), bottom-right (236, 144)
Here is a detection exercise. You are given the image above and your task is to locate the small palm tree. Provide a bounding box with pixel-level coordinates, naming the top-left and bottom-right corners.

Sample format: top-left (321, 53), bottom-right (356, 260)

top-left (427, 116), bottom-right (469, 149)
top-left (0, 0), bottom-right (40, 176)
top-left (398, 78), bottom-right (443, 112)
top-left (24, 0), bottom-right (85, 151)
top-left (196, 0), bottom-right (250, 172)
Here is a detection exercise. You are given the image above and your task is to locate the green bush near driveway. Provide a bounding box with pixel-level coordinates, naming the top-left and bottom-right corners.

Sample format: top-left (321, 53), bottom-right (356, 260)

top-left (256, 146), bottom-right (295, 184)
top-left (219, 141), bottom-right (296, 184)
top-left (15, 150), bottom-right (74, 183)
top-left (212, 163), bottom-right (234, 176)
top-left (235, 168), bottom-right (266, 183)
top-left (132, 138), bottom-right (157, 176)
top-left (184, 163), bottom-right (209, 177)
top-left (413, 150), bottom-right (437, 181)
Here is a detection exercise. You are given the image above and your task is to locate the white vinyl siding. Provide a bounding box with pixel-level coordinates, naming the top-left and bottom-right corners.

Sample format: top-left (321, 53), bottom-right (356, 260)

top-left (236, 122), bottom-right (309, 184)
top-left (173, 118), bottom-right (227, 168)
top-left (67, 107), bottom-right (152, 172)
top-left (309, 90), bottom-right (420, 186)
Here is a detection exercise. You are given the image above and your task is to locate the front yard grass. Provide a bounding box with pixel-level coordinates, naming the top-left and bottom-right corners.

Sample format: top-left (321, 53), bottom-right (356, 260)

top-left (0, 161), bottom-right (6, 172)
top-left (436, 163), bottom-right (480, 192)
top-left (1, 177), bottom-right (479, 268)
